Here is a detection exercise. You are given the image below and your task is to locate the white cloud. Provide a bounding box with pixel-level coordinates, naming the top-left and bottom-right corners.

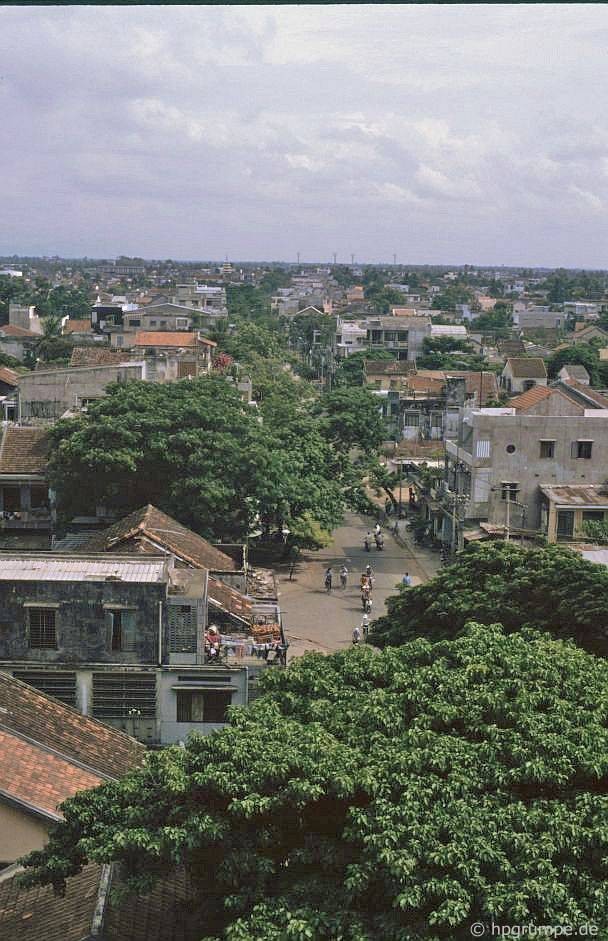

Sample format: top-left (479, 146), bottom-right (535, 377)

top-left (1, 4), bottom-right (608, 264)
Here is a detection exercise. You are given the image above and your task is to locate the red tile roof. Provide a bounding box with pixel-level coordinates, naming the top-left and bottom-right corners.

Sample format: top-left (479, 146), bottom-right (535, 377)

top-left (70, 347), bottom-right (128, 367)
top-left (0, 324), bottom-right (38, 338)
top-left (0, 863), bottom-right (199, 941)
top-left (63, 319), bottom-right (91, 334)
top-left (82, 505), bottom-right (237, 571)
top-left (0, 671), bottom-right (145, 779)
top-left (0, 367), bottom-right (19, 386)
top-left (0, 426), bottom-right (50, 475)
top-left (134, 331), bottom-right (216, 348)
top-left (0, 727), bottom-right (102, 819)
top-left (509, 385), bottom-right (554, 411)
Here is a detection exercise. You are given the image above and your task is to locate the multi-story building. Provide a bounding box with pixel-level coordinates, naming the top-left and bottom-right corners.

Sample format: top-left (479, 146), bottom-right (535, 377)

top-left (171, 282), bottom-right (227, 312)
top-left (442, 383), bottom-right (608, 549)
top-left (0, 425), bottom-right (53, 548)
top-left (17, 361), bottom-right (146, 421)
top-left (363, 316), bottom-right (431, 361)
top-left (0, 549), bottom-right (274, 746)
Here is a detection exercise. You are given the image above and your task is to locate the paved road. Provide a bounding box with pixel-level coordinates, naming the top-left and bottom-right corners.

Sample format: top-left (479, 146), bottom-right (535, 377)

top-left (278, 511), bottom-right (431, 658)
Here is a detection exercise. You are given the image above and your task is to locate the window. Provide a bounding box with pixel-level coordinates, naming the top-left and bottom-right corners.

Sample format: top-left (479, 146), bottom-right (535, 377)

top-left (523, 380), bottom-right (536, 392)
top-left (397, 331), bottom-right (409, 341)
top-left (572, 440), bottom-right (593, 459)
top-left (168, 605), bottom-right (197, 653)
top-left (583, 510), bottom-right (605, 523)
top-left (28, 608), bottom-right (57, 649)
top-left (108, 609), bottom-right (136, 652)
top-left (149, 320), bottom-right (157, 326)
top-left (30, 485), bottom-right (48, 509)
top-left (3, 486), bottom-right (21, 512)
top-left (13, 670), bottom-right (76, 707)
top-left (540, 440), bottom-right (555, 459)
top-left (92, 672), bottom-right (156, 719)
top-left (116, 335), bottom-right (124, 347)
top-left (506, 444), bottom-right (516, 454)
top-left (556, 511), bottom-right (574, 539)
top-left (176, 689), bottom-right (231, 724)
top-left (475, 439), bottom-right (491, 458)
top-left (501, 482), bottom-right (519, 502)
top-left (129, 318), bottom-right (141, 327)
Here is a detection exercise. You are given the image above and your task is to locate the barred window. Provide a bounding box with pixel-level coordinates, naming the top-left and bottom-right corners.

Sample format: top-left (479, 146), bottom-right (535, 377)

top-left (28, 609), bottom-right (57, 649)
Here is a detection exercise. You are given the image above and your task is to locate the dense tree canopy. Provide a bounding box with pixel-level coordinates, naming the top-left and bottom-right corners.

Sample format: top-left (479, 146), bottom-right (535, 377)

top-left (547, 342), bottom-right (608, 388)
top-left (47, 376), bottom-right (346, 543)
top-left (371, 541), bottom-right (608, 655)
top-left (24, 626), bottom-right (608, 938)
top-left (333, 349), bottom-right (394, 388)
top-left (315, 386), bottom-right (386, 453)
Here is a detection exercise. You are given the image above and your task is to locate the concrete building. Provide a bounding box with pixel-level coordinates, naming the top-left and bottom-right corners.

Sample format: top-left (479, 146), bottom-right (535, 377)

top-left (363, 316), bottom-right (431, 361)
top-left (539, 483), bottom-right (608, 543)
top-left (0, 553), bottom-right (252, 745)
top-left (171, 282), bottom-right (227, 312)
top-left (0, 324), bottom-right (39, 362)
top-left (513, 305), bottom-right (564, 331)
top-left (17, 361), bottom-right (146, 421)
top-left (122, 303), bottom-right (194, 332)
top-left (501, 357), bottom-right (548, 394)
top-left (8, 303), bottom-right (43, 335)
top-left (443, 384), bottom-right (608, 548)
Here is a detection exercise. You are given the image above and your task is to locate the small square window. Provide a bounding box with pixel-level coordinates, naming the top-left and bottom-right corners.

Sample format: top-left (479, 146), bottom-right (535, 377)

top-left (539, 440), bottom-right (555, 459)
top-left (29, 609), bottom-right (57, 649)
top-left (573, 441), bottom-right (593, 459)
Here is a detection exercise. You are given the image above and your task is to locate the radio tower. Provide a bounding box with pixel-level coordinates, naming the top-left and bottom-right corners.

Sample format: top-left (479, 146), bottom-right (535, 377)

top-left (332, 252), bottom-right (337, 265)
top-left (393, 253), bottom-right (397, 266)
top-left (351, 253), bottom-right (355, 266)
top-left (297, 251), bottom-right (300, 266)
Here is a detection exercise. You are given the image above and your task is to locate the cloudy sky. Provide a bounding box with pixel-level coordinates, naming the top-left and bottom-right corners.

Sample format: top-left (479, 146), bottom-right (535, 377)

top-left (2, 4), bottom-right (608, 266)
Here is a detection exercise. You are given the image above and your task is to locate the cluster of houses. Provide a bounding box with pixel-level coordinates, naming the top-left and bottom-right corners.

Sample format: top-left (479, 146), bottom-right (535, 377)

top-left (397, 356), bottom-right (608, 556)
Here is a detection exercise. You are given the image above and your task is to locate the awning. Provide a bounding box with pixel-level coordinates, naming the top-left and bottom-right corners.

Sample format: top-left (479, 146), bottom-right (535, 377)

top-left (171, 685), bottom-right (239, 692)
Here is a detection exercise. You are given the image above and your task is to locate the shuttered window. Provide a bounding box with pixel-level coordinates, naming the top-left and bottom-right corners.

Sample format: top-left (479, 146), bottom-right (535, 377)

top-left (108, 610), bottom-right (137, 652)
top-left (92, 673), bottom-right (156, 719)
top-left (13, 670), bottom-right (76, 707)
top-left (168, 605), bottom-right (197, 653)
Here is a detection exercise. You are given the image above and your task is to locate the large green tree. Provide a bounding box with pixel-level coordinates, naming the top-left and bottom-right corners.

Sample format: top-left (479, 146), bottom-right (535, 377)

top-left (371, 541), bottom-right (608, 656)
top-left (24, 626), bottom-right (608, 938)
top-left (315, 386), bottom-right (386, 453)
top-left (47, 376), bottom-right (345, 542)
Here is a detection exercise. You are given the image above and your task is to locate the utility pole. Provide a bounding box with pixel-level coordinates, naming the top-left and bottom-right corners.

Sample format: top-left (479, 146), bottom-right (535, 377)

top-left (351, 253), bottom-right (355, 266)
top-left (332, 252), bottom-right (337, 265)
top-left (393, 253), bottom-right (397, 266)
top-left (505, 494), bottom-right (511, 542)
top-left (297, 252), bottom-right (300, 266)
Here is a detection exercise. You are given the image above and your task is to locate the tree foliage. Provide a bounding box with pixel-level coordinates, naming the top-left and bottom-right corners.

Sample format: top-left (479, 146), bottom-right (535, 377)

top-left (333, 349), bottom-right (394, 388)
top-left (47, 376), bottom-right (345, 542)
top-left (23, 626), bottom-right (608, 938)
top-left (315, 386), bottom-right (386, 453)
top-left (371, 541), bottom-right (608, 656)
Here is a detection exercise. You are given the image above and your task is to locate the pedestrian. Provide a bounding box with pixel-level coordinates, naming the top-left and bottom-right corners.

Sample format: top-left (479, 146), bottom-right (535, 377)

top-left (365, 564), bottom-right (375, 588)
top-left (392, 518), bottom-right (399, 536)
top-left (361, 613), bottom-right (370, 641)
top-left (352, 626), bottom-right (361, 645)
top-left (364, 532), bottom-right (372, 552)
top-left (402, 572), bottom-right (412, 588)
top-left (374, 522), bottom-right (382, 537)
top-left (375, 532), bottom-right (384, 551)
top-left (339, 564), bottom-right (348, 588)
top-left (324, 567), bottom-right (333, 593)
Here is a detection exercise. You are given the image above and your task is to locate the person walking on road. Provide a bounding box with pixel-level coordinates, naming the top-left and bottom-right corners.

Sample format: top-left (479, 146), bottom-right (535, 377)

top-left (324, 567), bottom-right (333, 593)
top-left (339, 565), bottom-right (348, 588)
top-left (401, 572), bottom-right (412, 588)
top-left (364, 532), bottom-right (372, 552)
top-left (352, 625), bottom-right (361, 645)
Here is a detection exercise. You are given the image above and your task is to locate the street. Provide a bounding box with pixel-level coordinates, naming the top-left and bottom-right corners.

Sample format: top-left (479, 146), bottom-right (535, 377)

top-left (278, 511), bottom-right (438, 658)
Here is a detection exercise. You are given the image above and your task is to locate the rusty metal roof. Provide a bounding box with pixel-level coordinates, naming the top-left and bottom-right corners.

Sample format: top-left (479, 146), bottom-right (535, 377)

top-left (539, 484), bottom-right (608, 507)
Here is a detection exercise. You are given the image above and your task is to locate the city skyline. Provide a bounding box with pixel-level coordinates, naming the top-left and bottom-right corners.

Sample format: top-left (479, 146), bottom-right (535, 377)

top-left (2, 4), bottom-right (608, 266)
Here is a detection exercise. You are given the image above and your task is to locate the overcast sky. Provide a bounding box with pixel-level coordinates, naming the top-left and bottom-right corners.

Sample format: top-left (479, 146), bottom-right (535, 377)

top-left (2, 4), bottom-right (608, 267)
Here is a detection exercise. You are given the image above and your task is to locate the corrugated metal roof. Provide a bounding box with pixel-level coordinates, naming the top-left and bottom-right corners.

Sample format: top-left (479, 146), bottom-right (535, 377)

top-left (0, 556), bottom-right (166, 582)
top-left (539, 484), bottom-right (608, 507)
